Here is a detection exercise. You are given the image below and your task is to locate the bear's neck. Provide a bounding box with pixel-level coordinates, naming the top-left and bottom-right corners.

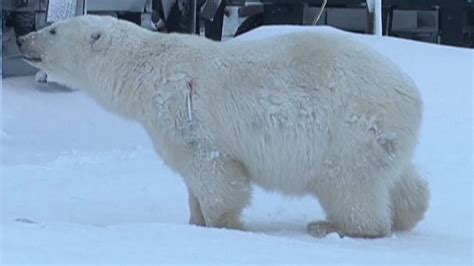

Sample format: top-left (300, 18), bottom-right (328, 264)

top-left (82, 55), bottom-right (156, 121)
top-left (78, 32), bottom-right (213, 122)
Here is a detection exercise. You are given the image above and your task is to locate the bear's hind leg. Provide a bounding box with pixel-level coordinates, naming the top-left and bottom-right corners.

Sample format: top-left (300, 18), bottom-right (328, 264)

top-left (310, 178), bottom-right (392, 238)
top-left (390, 163), bottom-right (429, 231)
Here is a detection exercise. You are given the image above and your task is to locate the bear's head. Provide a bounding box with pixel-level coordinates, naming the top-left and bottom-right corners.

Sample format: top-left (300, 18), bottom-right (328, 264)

top-left (17, 15), bottom-right (138, 89)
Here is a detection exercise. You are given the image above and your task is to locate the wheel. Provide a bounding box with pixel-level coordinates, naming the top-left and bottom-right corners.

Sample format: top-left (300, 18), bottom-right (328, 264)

top-left (234, 13), bottom-right (263, 37)
top-left (6, 12), bottom-right (35, 37)
top-left (159, 0), bottom-right (203, 33)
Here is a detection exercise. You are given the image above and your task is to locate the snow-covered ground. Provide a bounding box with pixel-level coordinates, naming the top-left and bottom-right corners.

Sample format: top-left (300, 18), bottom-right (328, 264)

top-left (1, 26), bottom-right (473, 264)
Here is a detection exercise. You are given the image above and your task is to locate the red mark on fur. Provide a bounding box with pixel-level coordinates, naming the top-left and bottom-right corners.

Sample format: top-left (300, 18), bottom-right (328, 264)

top-left (187, 79), bottom-right (196, 93)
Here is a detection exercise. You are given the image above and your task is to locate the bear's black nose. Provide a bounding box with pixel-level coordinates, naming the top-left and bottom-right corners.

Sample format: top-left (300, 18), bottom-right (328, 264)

top-left (16, 36), bottom-right (24, 48)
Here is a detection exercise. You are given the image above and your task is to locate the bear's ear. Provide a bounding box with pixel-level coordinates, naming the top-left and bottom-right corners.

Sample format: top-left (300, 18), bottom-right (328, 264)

top-left (90, 31), bottom-right (110, 51)
top-left (91, 32), bottom-right (102, 41)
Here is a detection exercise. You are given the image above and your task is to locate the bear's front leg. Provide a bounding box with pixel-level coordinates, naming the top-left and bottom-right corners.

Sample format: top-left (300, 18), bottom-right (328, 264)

top-left (185, 152), bottom-right (251, 230)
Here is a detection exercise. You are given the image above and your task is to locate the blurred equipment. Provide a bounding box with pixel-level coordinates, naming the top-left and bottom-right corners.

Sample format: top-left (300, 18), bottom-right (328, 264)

top-left (383, 0), bottom-right (474, 47)
top-left (3, 0), bottom-right (473, 79)
top-left (46, 0), bottom-right (84, 24)
top-left (227, 0), bottom-right (473, 48)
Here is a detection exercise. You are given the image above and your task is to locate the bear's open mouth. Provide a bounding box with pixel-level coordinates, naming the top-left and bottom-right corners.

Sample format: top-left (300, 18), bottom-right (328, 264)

top-left (22, 55), bottom-right (42, 63)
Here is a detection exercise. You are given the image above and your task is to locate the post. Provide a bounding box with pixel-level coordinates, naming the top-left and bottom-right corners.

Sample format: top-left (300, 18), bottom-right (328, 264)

top-left (188, 0), bottom-right (197, 34)
top-left (366, 0), bottom-right (382, 36)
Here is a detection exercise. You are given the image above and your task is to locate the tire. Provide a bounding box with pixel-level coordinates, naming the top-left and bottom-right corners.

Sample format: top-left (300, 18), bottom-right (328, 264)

top-left (8, 12), bottom-right (35, 37)
top-left (234, 13), bottom-right (263, 37)
top-left (165, 0), bottom-right (207, 33)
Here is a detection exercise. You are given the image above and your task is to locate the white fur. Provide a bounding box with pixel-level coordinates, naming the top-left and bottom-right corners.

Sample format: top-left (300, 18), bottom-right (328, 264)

top-left (20, 15), bottom-right (429, 238)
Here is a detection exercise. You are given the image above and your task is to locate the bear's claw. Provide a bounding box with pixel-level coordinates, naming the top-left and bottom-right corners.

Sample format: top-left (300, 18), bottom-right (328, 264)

top-left (307, 220), bottom-right (344, 238)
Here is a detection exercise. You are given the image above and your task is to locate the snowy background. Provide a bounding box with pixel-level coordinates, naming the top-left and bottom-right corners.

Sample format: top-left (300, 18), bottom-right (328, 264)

top-left (1, 26), bottom-right (473, 264)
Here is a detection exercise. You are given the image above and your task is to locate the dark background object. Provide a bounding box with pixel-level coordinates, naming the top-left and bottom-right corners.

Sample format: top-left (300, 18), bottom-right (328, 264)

top-left (225, 0), bottom-right (474, 47)
top-left (382, 0), bottom-right (474, 47)
top-left (2, 0), bottom-right (152, 77)
top-left (3, 0), bottom-right (473, 78)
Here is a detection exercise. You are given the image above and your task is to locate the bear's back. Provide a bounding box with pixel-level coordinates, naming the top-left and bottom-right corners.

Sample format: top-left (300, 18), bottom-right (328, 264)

top-left (196, 30), bottom-right (422, 194)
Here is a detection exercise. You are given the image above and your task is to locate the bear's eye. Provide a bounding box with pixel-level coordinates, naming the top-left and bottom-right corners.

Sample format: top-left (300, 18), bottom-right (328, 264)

top-left (91, 32), bottom-right (102, 41)
top-left (49, 28), bottom-right (56, 35)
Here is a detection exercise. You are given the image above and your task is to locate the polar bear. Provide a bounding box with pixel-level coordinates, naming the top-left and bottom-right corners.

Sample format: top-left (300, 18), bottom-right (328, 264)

top-left (17, 15), bottom-right (429, 238)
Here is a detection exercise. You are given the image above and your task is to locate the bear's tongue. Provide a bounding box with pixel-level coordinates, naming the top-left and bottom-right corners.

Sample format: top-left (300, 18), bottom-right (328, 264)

top-left (22, 55), bottom-right (42, 63)
top-left (19, 50), bottom-right (42, 63)
top-left (18, 46), bottom-right (42, 63)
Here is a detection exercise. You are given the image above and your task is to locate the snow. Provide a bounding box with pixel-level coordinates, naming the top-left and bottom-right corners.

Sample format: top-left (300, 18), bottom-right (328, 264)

top-left (1, 26), bottom-right (473, 264)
